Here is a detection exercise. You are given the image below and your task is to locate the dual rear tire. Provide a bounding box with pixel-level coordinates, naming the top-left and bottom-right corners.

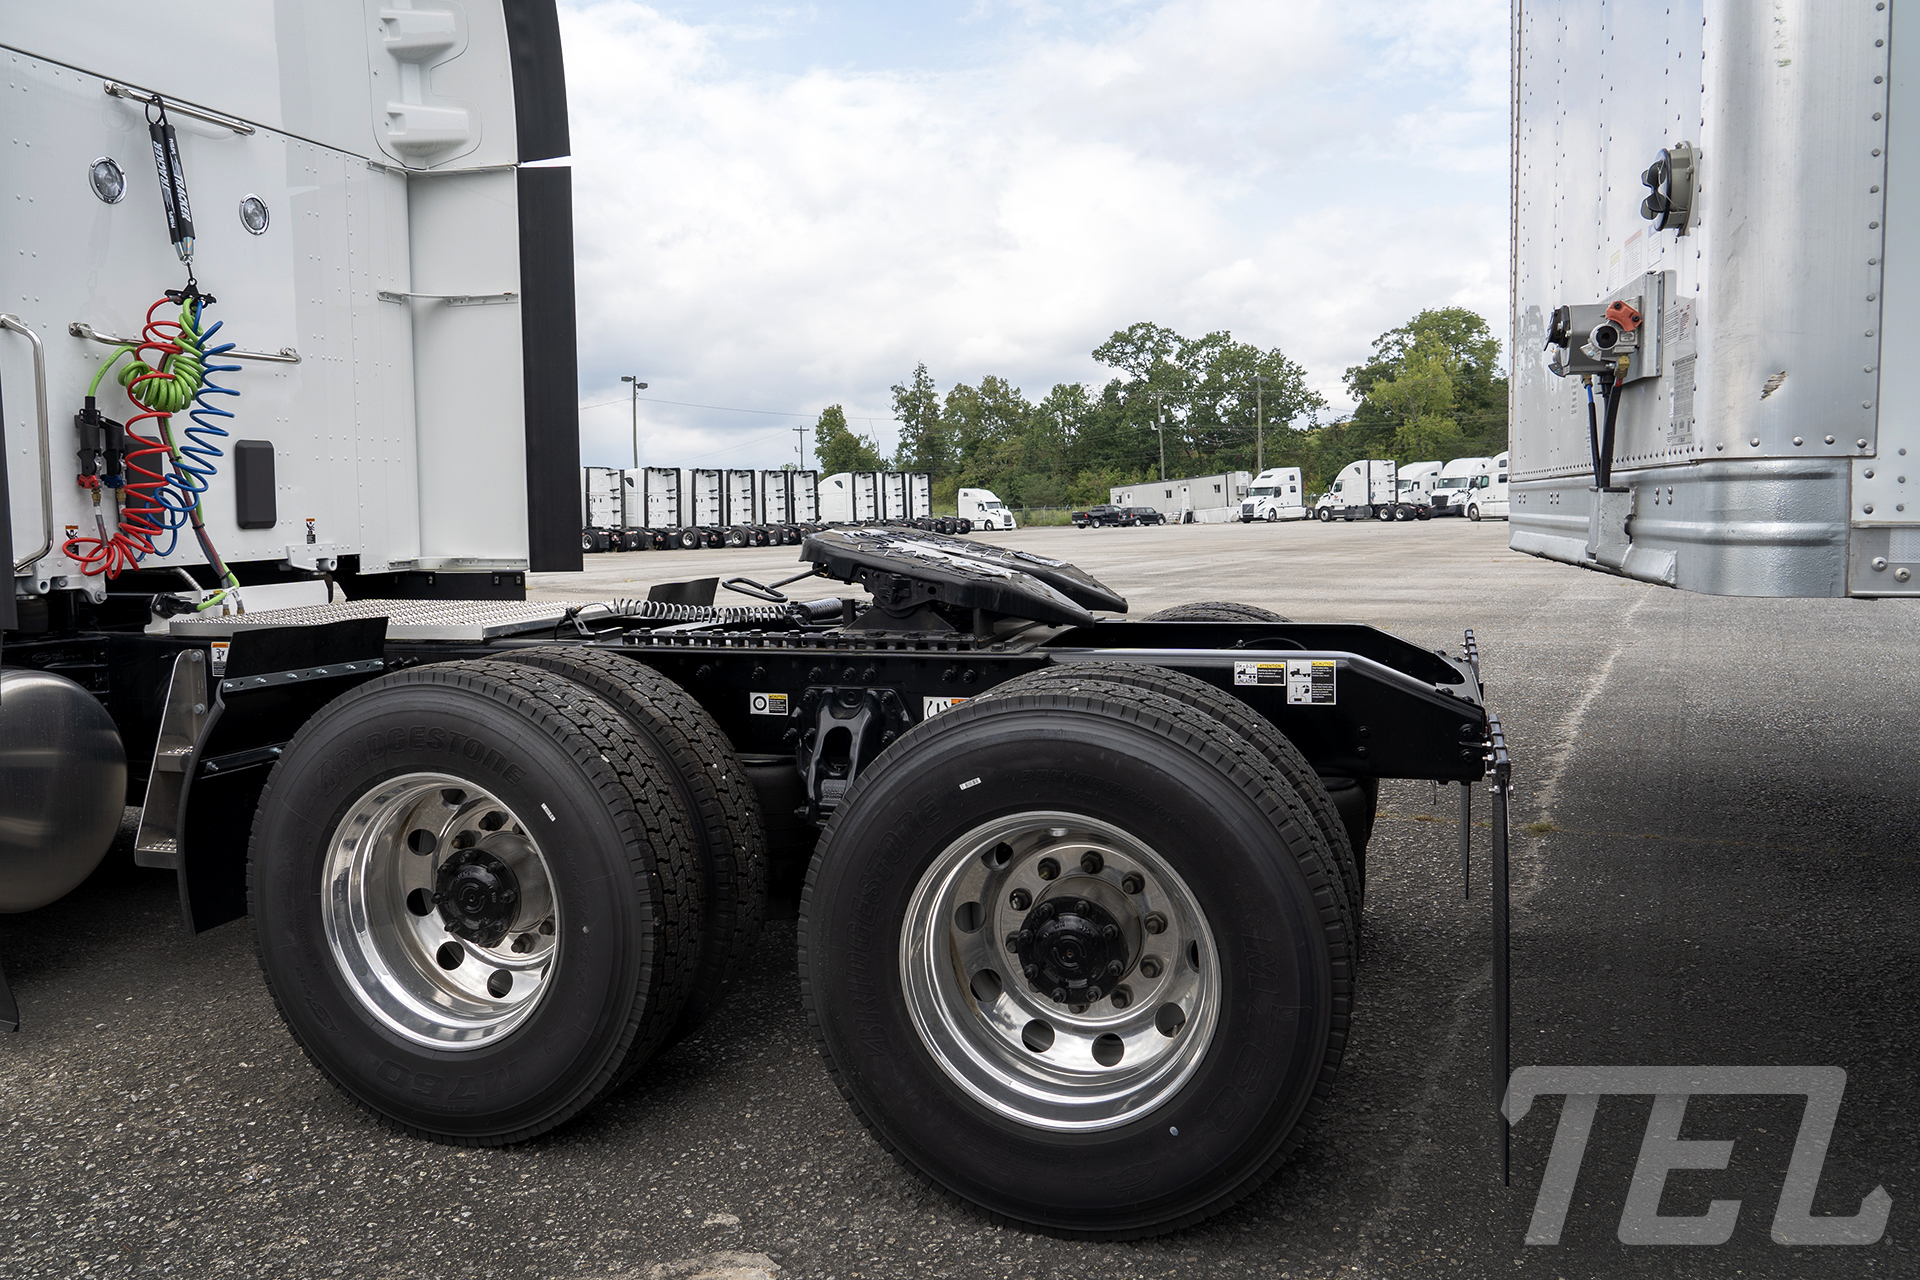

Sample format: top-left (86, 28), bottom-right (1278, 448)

top-left (801, 661), bottom-right (1358, 1238)
top-left (249, 655), bottom-right (765, 1144)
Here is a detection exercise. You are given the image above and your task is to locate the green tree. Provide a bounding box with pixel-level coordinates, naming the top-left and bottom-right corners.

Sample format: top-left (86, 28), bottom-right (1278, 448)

top-left (1344, 307), bottom-right (1508, 460)
top-left (813, 404), bottom-right (885, 475)
top-left (890, 363), bottom-right (950, 473)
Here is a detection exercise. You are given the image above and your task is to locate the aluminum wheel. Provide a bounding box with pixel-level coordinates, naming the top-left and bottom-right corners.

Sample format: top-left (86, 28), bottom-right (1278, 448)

top-left (900, 811), bottom-right (1221, 1132)
top-left (322, 772), bottom-right (560, 1050)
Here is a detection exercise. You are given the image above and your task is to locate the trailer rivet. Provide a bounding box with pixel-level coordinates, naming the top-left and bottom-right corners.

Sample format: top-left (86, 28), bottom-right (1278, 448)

top-left (1898, 569), bottom-right (1912, 583)
top-left (1859, 440), bottom-right (1870, 449)
top-left (1872, 558), bottom-right (1888, 571)
top-left (1793, 437), bottom-right (1804, 446)
top-left (1864, 505), bottom-right (1875, 514)
top-left (1826, 435), bottom-right (1837, 444)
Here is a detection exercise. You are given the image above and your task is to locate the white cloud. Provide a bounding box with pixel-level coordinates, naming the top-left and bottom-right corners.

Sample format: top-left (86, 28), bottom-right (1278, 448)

top-left (559, 0), bottom-right (1510, 470)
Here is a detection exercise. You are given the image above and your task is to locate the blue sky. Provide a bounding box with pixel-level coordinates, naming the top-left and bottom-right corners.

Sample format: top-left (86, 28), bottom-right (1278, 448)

top-left (560, 0), bottom-right (1511, 470)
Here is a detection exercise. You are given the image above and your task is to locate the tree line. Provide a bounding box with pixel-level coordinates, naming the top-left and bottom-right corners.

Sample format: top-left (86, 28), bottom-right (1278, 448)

top-left (810, 306), bottom-right (1510, 510)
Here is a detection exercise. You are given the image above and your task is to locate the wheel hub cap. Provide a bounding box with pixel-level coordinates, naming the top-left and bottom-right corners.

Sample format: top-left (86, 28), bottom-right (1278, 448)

top-left (435, 842), bottom-right (522, 947)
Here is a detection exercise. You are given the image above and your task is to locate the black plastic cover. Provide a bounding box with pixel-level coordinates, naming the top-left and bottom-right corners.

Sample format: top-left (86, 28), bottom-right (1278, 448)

top-left (233, 440), bottom-right (277, 529)
top-left (800, 528), bottom-right (1097, 628)
top-left (861, 528), bottom-right (1128, 614)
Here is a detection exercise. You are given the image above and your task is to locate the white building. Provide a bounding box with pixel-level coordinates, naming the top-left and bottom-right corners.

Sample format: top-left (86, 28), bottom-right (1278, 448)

top-left (1111, 472), bottom-right (1252, 522)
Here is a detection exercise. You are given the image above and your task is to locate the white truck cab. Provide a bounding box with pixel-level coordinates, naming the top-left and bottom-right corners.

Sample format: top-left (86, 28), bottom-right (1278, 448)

top-left (1395, 462), bottom-right (1444, 511)
top-left (959, 488), bottom-right (1017, 531)
top-left (1427, 457), bottom-right (1495, 517)
top-left (1465, 451), bottom-right (1510, 522)
top-left (1314, 460), bottom-right (1400, 522)
top-left (1238, 467), bottom-right (1306, 522)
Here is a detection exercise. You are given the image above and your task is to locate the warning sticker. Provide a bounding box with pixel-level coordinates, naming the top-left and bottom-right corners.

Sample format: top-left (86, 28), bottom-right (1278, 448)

top-left (923, 696), bottom-right (968, 718)
top-left (1287, 659), bottom-right (1336, 705)
top-left (748, 692), bottom-right (790, 716)
top-left (210, 641), bottom-right (230, 677)
top-left (1233, 661), bottom-right (1286, 687)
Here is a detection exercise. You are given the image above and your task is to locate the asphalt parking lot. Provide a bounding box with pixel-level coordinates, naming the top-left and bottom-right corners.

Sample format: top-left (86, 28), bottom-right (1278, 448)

top-left (5, 517), bottom-right (1916, 1279)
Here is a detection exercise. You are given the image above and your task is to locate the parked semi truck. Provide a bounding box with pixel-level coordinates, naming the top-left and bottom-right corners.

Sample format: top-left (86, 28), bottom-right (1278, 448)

top-left (1427, 457), bottom-right (1494, 518)
top-left (1314, 459), bottom-right (1401, 521)
top-left (1463, 452), bottom-right (1509, 523)
top-left (1239, 467), bottom-right (1307, 522)
top-left (0, 4), bottom-right (1514, 1241)
top-left (959, 487), bottom-right (1016, 531)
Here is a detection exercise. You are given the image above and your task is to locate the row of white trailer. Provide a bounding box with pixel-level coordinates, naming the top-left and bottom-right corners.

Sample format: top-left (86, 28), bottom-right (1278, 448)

top-left (580, 467), bottom-right (959, 551)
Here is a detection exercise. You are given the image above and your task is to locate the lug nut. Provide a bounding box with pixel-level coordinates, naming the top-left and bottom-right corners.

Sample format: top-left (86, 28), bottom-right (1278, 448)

top-left (1006, 933), bottom-right (1021, 952)
top-left (1140, 956), bottom-right (1163, 979)
top-left (1023, 964), bottom-right (1041, 981)
top-left (1085, 986), bottom-right (1103, 1002)
top-left (1101, 924), bottom-right (1119, 941)
top-left (1034, 902), bottom-right (1056, 923)
top-left (1073, 899), bottom-right (1092, 916)
top-left (1051, 987), bottom-right (1068, 1003)
top-left (1111, 987), bottom-right (1131, 1009)
top-left (1037, 857), bottom-right (1059, 881)
top-left (1107, 960), bottom-right (1124, 977)
top-left (1017, 929), bottom-right (1033, 947)
top-left (1009, 888), bottom-right (1031, 910)
top-left (1121, 873), bottom-right (1144, 895)
top-left (1080, 851), bottom-right (1104, 875)
top-left (1144, 913), bottom-right (1167, 935)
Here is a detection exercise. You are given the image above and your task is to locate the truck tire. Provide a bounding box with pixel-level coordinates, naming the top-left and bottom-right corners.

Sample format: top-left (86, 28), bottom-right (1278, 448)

top-left (1467, 504), bottom-right (1481, 522)
top-left (494, 647), bottom-right (768, 1045)
top-left (677, 529), bottom-right (701, 550)
top-left (801, 680), bottom-right (1352, 1238)
top-left (248, 660), bottom-right (704, 1144)
top-left (1415, 508), bottom-right (1431, 521)
top-left (1374, 504), bottom-right (1393, 522)
top-left (982, 663), bottom-right (1360, 946)
top-left (581, 532), bottom-right (596, 553)
top-left (1316, 507), bottom-right (1332, 522)
top-left (1144, 601), bottom-right (1291, 623)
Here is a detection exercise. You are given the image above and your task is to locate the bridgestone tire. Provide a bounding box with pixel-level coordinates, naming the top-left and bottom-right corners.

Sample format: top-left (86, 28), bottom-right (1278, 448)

top-left (985, 664), bottom-right (1361, 949)
top-left (1144, 600), bottom-right (1291, 624)
top-left (248, 661), bottom-right (704, 1144)
top-left (495, 647), bottom-right (767, 1044)
top-left (801, 681), bottom-right (1353, 1238)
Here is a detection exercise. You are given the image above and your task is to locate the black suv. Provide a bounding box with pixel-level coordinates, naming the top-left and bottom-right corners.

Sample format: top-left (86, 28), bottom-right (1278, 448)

top-left (1122, 506), bottom-right (1166, 526)
top-left (1070, 505), bottom-right (1133, 528)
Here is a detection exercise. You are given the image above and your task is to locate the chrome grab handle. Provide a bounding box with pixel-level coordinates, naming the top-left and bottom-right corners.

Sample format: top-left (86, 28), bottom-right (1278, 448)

top-left (2, 315), bottom-right (54, 574)
top-left (69, 321), bottom-right (300, 365)
top-left (104, 83), bottom-right (254, 136)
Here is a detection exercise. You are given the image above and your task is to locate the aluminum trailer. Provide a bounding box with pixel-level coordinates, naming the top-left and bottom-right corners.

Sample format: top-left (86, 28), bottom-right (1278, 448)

top-left (1510, 0), bottom-right (1915, 596)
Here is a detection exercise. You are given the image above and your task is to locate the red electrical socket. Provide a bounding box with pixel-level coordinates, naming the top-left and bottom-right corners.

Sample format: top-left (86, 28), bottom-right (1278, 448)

top-left (1605, 300), bottom-right (1642, 332)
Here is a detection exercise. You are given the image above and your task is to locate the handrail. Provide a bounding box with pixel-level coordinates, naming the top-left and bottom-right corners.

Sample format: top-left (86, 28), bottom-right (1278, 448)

top-left (69, 321), bottom-right (300, 365)
top-left (2, 316), bottom-right (54, 574)
top-left (104, 83), bottom-right (254, 136)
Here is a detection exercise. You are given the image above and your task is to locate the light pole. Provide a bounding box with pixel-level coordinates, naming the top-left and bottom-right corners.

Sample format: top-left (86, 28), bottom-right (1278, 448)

top-left (621, 375), bottom-right (648, 468)
top-left (793, 424), bottom-right (811, 469)
top-left (1253, 374), bottom-right (1269, 474)
top-left (1150, 390), bottom-right (1167, 481)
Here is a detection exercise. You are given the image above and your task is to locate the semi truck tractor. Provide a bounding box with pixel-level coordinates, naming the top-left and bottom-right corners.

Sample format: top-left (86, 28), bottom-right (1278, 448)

top-left (0, 2), bottom-right (1514, 1242)
top-left (959, 487), bottom-right (1017, 530)
top-left (1239, 467), bottom-right (1307, 522)
top-left (1426, 456), bottom-right (1494, 518)
top-left (1314, 459), bottom-right (1400, 521)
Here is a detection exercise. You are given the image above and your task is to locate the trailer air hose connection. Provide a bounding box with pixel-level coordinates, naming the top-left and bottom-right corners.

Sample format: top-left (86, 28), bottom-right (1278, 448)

top-left (62, 294), bottom-right (243, 610)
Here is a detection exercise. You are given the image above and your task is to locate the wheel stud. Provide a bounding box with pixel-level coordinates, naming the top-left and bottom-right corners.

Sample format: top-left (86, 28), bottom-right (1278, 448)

top-left (1080, 851), bottom-right (1104, 875)
top-left (1008, 888), bottom-right (1031, 910)
top-left (1107, 960), bottom-right (1124, 978)
top-left (1006, 933), bottom-right (1021, 952)
top-left (1023, 963), bottom-right (1041, 981)
top-left (1085, 985), bottom-right (1103, 1001)
top-left (1121, 872), bottom-right (1145, 895)
top-left (1111, 986), bottom-right (1131, 1009)
top-left (1036, 857), bottom-right (1060, 881)
top-left (1140, 956), bottom-right (1163, 979)
top-left (1050, 986), bottom-right (1068, 1003)
top-left (1034, 902), bottom-right (1056, 923)
top-left (1144, 912), bottom-right (1167, 935)
top-left (1101, 923), bottom-right (1119, 941)
top-left (1073, 899), bottom-right (1093, 916)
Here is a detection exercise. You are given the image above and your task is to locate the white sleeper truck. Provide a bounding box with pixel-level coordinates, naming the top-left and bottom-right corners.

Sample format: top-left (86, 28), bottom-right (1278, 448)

top-left (958, 487), bottom-right (1016, 530)
top-left (1427, 456), bottom-right (1494, 517)
top-left (1464, 452), bottom-right (1509, 523)
top-left (1239, 467), bottom-right (1307, 522)
top-left (1314, 459), bottom-right (1400, 522)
